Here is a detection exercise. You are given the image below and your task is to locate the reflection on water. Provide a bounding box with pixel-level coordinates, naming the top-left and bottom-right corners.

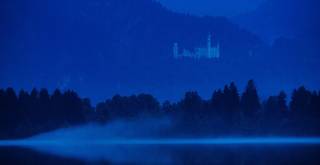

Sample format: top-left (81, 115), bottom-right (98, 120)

top-left (1, 144), bottom-right (320, 165)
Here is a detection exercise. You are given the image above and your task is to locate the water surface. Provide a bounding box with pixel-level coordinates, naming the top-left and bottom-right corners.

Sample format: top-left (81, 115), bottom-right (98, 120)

top-left (1, 139), bottom-right (320, 165)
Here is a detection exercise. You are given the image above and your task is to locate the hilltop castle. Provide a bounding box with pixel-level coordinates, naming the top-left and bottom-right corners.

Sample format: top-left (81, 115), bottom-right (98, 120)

top-left (173, 34), bottom-right (220, 59)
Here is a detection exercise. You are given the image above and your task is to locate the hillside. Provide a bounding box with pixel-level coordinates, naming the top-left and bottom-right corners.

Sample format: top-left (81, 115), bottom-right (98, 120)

top-left (1, 0), bottom-right (318, 101)
top-left (234, 0), bottom-right (320, 42)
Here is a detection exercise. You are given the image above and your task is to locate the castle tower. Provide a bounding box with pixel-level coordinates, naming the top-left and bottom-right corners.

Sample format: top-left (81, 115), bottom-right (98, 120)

top-left (207, 34), bottom-right (212, 58)
top-left (216, 42), bottom-right (220, 58)
top-left (173, 42), bottom-right (179, 58)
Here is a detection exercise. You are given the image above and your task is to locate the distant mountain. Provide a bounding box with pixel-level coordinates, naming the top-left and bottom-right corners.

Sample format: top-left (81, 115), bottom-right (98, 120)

top-left (234, 0), bottom-right (320, 43)
top-left (0, 0), bottom-right (319, 101)
top-left (233, 0), bottom-right (320, 93)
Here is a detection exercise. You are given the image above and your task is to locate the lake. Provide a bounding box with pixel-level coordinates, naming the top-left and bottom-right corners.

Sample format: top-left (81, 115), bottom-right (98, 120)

top-left (1, 143), bottom-right (320, 164)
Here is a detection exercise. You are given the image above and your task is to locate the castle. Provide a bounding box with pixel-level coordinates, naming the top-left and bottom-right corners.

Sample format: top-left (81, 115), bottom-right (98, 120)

top-left (173, 34), bottom-right (220, 59)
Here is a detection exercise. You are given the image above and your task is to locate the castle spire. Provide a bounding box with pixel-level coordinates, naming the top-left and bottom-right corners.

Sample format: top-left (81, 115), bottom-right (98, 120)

top-left (173, 42), bottom-right (179, 59)
top-left (208, 33), bottom-right (212, 58)
top-left (216, 42), bottom-right (220, 58)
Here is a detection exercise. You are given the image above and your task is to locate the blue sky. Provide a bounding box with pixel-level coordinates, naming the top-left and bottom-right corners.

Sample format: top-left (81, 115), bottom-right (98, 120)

top-left (157, 0), bottom-right (265, 17)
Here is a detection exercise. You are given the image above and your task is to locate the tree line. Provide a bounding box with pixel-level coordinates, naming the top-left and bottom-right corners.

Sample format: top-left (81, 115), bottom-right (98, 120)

top-left (1, 80), bottom-right (320, 139)
top-left (0, 89), bottom-right (93, 139)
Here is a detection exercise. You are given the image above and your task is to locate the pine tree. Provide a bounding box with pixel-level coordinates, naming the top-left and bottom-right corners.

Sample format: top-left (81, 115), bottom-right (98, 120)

top-left (240, 80), bottom-right (261, 116)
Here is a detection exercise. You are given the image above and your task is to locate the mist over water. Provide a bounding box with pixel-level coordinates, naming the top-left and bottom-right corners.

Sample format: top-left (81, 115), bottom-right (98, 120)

top-left (14, 117), bottom-right (175, 164)
top-left (29, 117), bottom-right (174, 141)
top-left (1, 118), bottom-right (320, 164)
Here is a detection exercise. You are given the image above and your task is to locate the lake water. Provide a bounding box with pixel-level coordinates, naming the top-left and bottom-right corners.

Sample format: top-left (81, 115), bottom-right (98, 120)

top-left (1, 144), bottom-right (320, 164)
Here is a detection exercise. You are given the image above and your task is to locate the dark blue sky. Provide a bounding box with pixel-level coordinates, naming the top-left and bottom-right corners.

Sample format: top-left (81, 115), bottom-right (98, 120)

top-left (157, 0), bottom-right (265, 16)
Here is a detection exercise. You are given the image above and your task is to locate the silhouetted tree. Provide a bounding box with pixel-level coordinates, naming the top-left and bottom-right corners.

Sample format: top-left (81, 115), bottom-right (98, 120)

top-left (179, 91), bottom-right (203, 112)
top-left (223, 83), bottom-right (240, 117)
top-left (264, 91), bottom-right (288, 117)
top-left (17, 90), bottom-right (32, 136)
top-left (28, 88), bottom-right (39, 124)
top-left (0, 88), bottom-right (18, 138)
top-left (96, 93), bottom-right (160, 120)
top-left (51, 89), bottom-right (64, 125)
top-left (264, 96), bottom-right (278, 115)
top-left (162, 101), bottom-right (174, 112)
top-left (290, 86), bottom-right (312, 113)
top-left (263, 91), bottom-right (288, 134)
top-left (278, 91), bottom-right (288, 113)
top-left (0, 89), bottom-right (8, 138)
top-left (211, 89), bottom-right (224, 113)
top-left (309, 91), bottom-right (320, 116)
top-left (96, 102), bottom-right (109, 123)
top-left (18, 90), bottom-right (30, 111)
top-left (106, 95), bottom-right (137, 118)
top-left (62, 90), bottom-right (86, 125)
top-left (0, 89), bottom-right (4, 107)
top-left (136, 93), bottom-right (160, 114)
top-left (38, 89), bottom-right (51, 124)
top-left (228, 82), bottom-right (241, 110)
top-left (177, 91), bottom-right (205, 131)
top-left (81, 98), bottom-right (94, 122)
top-left (241, 80), bottom-right (261, 117)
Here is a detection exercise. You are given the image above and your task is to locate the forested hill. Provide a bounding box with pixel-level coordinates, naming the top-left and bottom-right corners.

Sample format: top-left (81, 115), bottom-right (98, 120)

top-left (234, 0), bottom-right (320, 42)
top-left (1, 0), bottom-right (319, 102)
top-left (1, 0), bottom-right (264, 101)
top-left (1, 0), bottom-right (262, 61)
